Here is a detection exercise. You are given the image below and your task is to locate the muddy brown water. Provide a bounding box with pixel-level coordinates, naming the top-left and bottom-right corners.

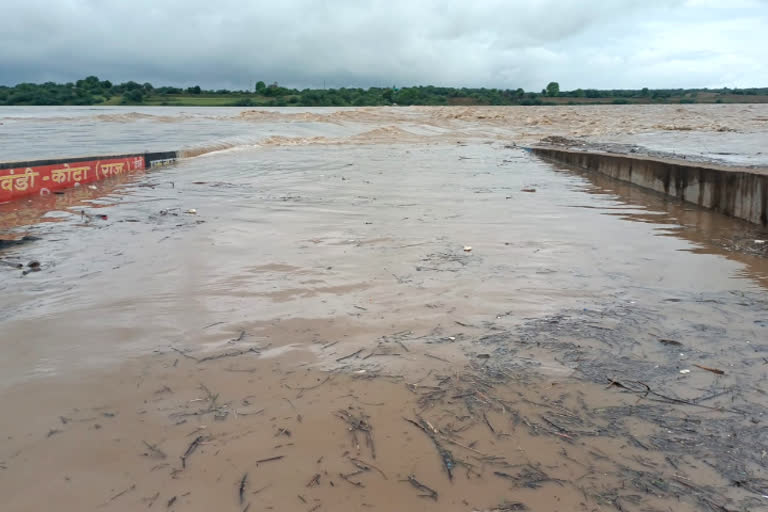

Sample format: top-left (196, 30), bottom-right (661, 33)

top-left (1, 107), bottom-right (768, 511)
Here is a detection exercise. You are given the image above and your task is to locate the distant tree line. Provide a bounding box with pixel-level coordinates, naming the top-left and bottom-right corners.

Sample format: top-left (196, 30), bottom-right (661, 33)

top-left (1, 76), bottom-right (767, 107)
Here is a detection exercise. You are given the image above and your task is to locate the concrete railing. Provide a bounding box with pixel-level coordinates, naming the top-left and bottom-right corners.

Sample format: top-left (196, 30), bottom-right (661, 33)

top-left (531, 147), bottom-right (768, 226)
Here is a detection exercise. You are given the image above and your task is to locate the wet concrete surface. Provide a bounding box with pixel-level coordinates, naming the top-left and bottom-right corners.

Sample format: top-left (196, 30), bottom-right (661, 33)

top-left (2, 108), bottom-right (768, 511)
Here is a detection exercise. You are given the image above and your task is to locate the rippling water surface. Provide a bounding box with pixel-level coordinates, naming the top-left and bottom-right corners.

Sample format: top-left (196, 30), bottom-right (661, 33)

top-left (1, 105), bottom-right (768, 512)
top-left (2, 104), bottom-right (767, 165)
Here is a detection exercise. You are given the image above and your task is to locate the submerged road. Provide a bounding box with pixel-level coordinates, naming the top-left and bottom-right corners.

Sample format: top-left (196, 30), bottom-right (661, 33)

top-left (1, 106), bottom-right (768, 511)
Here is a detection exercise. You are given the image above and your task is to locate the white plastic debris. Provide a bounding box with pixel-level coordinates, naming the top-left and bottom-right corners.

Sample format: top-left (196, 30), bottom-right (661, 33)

top-left (88, 185), bottom-right (97, 190)
top-left (680, 369), bottom-right (691, 374)
top-left (185, 208), bottom-right (197, 214)
top-left (463, 246), bottom-right (472, 252)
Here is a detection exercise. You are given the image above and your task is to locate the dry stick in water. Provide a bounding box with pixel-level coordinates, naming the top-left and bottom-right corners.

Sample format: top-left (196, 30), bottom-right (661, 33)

top-left (255, 455), bottom-right (285, 464)
top-left (405, 475), bottom-right (438, 501)
top-left (395, 339), bottom-right (410, 352)
top-left (239, 473), bottom-right (248, 505)
top-left (693, 364), bottom-right (725, 375)
top-left (103, 484), bottom-right (136, 505)
top-left (482, 411), bottom-right (496, 435)
top-left (336, 348), bottom-right (364, 362)
top-left (197, 346), bottom-right (260, 363)
top-left (403, 417), bottom-right (455, 480)
top-left (336, 409), bottom-right (376, 458)
top-left (181, 436), bottom-right (205, 469)
top-left (170, 346), bottom-right (199, 361)
top-left (285, 375), bottom-right (332, 398)
top-left (606, 378), bottom-right (731, 412)
top-left (339, 470), bottom-right (365, 488)
top-left (143, 440), bottom-right (167, 459)
top-left (348, 457), bottom-right (388, 479)
top-left (144, 492), bottom-right (160, 508)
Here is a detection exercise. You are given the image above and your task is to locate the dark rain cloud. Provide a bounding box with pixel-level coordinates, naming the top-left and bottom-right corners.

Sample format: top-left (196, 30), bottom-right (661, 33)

top-left (1, 0), bottom-right (766, 89)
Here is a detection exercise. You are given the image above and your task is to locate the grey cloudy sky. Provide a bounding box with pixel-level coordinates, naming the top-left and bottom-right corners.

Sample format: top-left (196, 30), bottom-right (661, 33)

top-left (1, 0), bottom-right (766, 90)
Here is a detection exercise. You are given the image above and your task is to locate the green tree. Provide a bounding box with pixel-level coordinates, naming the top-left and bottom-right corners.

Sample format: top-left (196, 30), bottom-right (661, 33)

top-left (122, 89), bottom-right (144, 103)
top-left (255, 81), bottom-right (266, 93)
top-left (546, 82), bottom-right (560, 97)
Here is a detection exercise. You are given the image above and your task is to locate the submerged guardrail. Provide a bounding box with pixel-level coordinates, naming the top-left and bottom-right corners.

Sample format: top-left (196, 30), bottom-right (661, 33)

top-left (0, 151), bottom-right (178, 202)
top-left (531, 146), bottom-right (768, 226)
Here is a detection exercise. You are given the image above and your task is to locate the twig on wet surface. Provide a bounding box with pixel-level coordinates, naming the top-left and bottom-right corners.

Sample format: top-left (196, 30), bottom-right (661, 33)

top-left (336, 409), bottom-right (376, 458)
top-left (103, 483), bottom-right (136, 505)
top-left (384, 268), bottom-right (407, 284)
top-left (285, 375), bottom-right (332, 397)
top-left (606, 377), bottom-right (733, 412)
top-left (693, 364), bottom-right (725, 375)
top-left (255, 455), bottom-right (285, 464)
top-left (336, 349), bottom-right (364, 362)
top-left (143, 440), bottom-right (167, 459)
top-left (364, 347), bottom-right (402, 359)
top-left (251, 484), bottom-right (271, 495)
top-left (442, 437), bottom-right (487, 456)
top-left (339, 470), bottom-right (365, 487)
top-left (482, 411), bottom-right (496, 435)
top-left (181, 435), bottom-right (206, 469)
top-left (170, 346), bottom-right (199, 361)
top-left (274, 426), bottom-right (292, 437)
top-left (493, 464), bottom-right (564, 488)
top-left (143, 492), bottom-right (160, 508)
top-left (404, 475), bottom-right (438, 500)
top-left (403, 416), bottom-right (455, 480)
top-left (197, 346), bottom-right (260, 363)
top-left (348, 457), bottom-right (388, 479)
top-left (239, 473), bottom-right (248, 505)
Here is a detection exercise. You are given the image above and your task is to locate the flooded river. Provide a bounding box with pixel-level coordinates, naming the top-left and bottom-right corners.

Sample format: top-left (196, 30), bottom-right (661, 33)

top-left (1, 106), bottom-right (768, 511)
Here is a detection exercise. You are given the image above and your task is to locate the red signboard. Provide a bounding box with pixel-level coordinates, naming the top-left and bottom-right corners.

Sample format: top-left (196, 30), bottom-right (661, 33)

top-left (0, 156), bottom-right (146, 203)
